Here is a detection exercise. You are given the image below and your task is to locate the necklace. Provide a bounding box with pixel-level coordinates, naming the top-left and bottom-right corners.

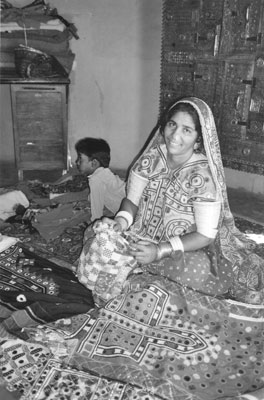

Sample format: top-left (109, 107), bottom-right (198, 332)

top-left (167, 153), bottom-right (194, 171)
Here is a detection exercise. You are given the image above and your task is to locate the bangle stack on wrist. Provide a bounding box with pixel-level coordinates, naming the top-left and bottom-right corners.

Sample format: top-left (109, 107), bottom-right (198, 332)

top-left (169, 236), bottom-right (184, 253)
top-left (156, 242), bottom-right (173, 260)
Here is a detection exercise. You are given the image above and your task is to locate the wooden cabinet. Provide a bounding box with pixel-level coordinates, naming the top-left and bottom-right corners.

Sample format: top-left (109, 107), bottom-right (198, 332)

top-left (10, 81), bottom-right (69, 180)
top-left (0, 83), bottom-right (17, 186)
top-left (0, 72), bottom-right (70, 184)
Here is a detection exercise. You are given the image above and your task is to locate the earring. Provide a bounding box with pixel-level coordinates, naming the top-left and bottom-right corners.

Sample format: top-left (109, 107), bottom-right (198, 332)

top-left (194, 143), bottom-right (199, 150)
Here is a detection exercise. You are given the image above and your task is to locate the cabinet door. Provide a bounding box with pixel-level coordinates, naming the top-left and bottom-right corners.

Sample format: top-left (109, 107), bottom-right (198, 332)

top-left (11, 83), bottom-right (68, 171)
top-left (160, 0), bottom-right (264, 175)
top-left (0, 84), bottom-right (17, 185)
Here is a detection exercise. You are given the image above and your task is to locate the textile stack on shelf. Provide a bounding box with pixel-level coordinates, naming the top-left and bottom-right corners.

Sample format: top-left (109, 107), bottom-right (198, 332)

top-left (0, 0), bottom-right (78, 78)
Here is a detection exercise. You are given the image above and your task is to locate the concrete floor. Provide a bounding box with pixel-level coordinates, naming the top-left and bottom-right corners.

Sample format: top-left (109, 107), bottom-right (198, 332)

top-left (227, 187), bottom-right (264, 226)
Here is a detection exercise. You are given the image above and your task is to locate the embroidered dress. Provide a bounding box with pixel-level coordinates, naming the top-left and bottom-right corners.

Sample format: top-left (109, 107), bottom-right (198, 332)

top-left (131, 147), bottom-right (217, 241)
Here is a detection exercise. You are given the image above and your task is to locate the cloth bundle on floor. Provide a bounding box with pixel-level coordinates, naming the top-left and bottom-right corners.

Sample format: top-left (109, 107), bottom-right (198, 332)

top-left (0, 244), bottom-right (95, 338)
top-left (77, 222), bottom-right (139, 304)
top-left (0, 190), bottom-right (29, 221)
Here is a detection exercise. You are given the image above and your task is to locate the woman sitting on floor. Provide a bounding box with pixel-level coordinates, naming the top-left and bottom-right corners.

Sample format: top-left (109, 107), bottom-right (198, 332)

top-left (83, 96), bottom-right (264, 305)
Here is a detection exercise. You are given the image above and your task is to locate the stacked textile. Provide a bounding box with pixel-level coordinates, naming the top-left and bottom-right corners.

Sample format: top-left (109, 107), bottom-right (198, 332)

top-left (0, 0), bottom-right (78, 76)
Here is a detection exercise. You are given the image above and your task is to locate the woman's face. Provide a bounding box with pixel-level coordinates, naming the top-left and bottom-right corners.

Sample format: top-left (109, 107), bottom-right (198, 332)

top-left (164, 110), bottom-right (199, 161)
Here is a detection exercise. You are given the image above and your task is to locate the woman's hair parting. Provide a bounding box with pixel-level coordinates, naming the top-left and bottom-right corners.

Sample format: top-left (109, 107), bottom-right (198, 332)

top-left (75, 137), bottom-right (111, 167)
top-left (160, 101), bottom-right (204, 152)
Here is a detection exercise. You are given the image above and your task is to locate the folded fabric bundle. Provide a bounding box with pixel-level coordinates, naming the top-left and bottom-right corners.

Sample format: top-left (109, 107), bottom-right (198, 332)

top-left (0, 0), bottom-right (12, 10)
top-left (0, 19), bottom-right (65, 32)
top-left (0, 48), bottom-right (75, 74)
top-left (0, 190), bottom-right (29, 220)
top-left (0, 234), bottom-right (19, 252)
top-left (14, 44), bottom-right (69, 78)
top-left (77, 222), bottom-right (139, 305)
top-left (1, 1), bottom-right (50, 23)
top-left (0, 29), bottom-right (71, 53)
top-left (49, 188), bottom-right (89, 204)
top-left (0, 244), bottom-right (95, 337)
top-left (1, 0), bottom-right (79, 39)
top-left (0, 1), bottom-right (77, 76)
top-left (32, 201), bottom-right (91, 241)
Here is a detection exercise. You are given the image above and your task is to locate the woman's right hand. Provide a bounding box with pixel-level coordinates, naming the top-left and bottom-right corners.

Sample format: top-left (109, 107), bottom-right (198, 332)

top-left (93, 216), bottom-right (123, 232)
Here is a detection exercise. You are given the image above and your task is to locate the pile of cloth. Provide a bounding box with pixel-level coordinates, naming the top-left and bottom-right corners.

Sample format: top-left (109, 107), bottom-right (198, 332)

top-left (0, 0), bottom-right (78, 76)
top-left (0, 174), bottom-right (90, 241)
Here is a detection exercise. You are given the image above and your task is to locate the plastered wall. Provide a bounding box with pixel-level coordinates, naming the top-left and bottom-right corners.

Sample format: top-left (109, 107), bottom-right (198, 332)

top-left (47, 0), bottom-right (163, 171)
top-left (8, 0), bottom-right (264, 194)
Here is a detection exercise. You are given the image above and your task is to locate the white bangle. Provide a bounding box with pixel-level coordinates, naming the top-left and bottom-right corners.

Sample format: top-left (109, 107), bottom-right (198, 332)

top-left (241, 395), bottom-right (260, 400)
top-left (115, 211), bottom-right (133, 229)
top-left (127, 171), bottom-right (148, 206)
top-left (193, 200), bottom-right (221, 238)
top-left (156, 242), bottom-right (173, 260)
top-left (169, 236), bottom-right (184, 252)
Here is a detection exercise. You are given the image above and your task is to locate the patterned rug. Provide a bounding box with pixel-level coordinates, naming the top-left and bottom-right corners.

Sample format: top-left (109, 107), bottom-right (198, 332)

top-left (1, 274), bottom-right (263, 400)
top-left (0, 205), bottom-right (264, 400)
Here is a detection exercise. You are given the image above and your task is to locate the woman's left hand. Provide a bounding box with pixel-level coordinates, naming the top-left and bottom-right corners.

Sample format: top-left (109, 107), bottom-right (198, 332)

top-left (129, 240), bottom-right (157, 264)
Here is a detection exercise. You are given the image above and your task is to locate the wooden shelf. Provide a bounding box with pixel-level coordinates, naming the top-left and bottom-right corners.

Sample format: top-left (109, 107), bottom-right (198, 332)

top-left (0, 75), bottom-right (70, 184)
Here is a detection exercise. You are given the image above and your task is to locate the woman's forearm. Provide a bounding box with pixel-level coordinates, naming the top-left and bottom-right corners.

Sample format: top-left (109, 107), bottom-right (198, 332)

top-left (115, 197), bottom-right (138, 230)
top-left (180, 231), bottom-right (214, 252)
top-left (119, 198), bottom-right (138, 219)
top-left (157, 232), bottom-right (213, 261)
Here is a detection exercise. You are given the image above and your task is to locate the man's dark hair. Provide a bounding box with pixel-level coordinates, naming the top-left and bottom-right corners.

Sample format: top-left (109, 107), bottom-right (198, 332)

top-left (75, 137), bottom-right (111, 167)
